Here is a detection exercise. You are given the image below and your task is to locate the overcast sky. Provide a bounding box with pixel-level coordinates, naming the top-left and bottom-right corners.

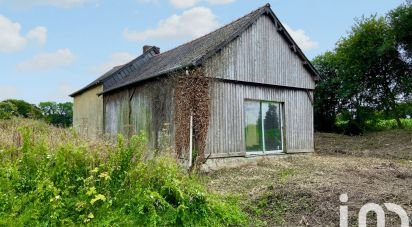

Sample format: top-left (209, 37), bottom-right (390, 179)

top-left (0, 0), bottom-right (405, 104)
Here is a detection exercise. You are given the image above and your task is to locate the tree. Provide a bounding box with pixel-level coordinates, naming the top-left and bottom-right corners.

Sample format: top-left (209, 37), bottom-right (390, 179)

top-left (389, 0), bottom-right (412, 61)
top-left (334, 15), bottom-right (411, 130)
top-left (39, 102), bottom-right (73, 127)
top-left (3, 99), bottom-right (42, 119)
top-left (398, 101), bottom-right (412, 118)
top-left (57, 102), bottom-right (73, 127)
top-left (313, 2), bottom-right (412, 134)
top-left (0, 101), bottom-right (18, 119)
top-left (312, 52), bottom-right (341, 132)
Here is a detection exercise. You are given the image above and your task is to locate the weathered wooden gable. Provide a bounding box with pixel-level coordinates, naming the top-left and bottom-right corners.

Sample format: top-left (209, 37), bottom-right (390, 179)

top-left (205, 14), bottom-right (315, 89)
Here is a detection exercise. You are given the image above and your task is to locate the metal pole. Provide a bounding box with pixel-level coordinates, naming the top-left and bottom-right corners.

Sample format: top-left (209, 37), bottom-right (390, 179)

top-left (189, 111), bottom-right (193, 168)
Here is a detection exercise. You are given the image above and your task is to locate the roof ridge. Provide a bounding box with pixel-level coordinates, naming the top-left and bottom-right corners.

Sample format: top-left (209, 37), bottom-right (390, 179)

top-left (155, 3), bottom-right (269, 58)
top-left (193, 5), bottom-right (268, 65)
top-left (102, 46), bottom-right (158, 81)
top-left (70, 46), bottom-right (160, 97)
top-left (99, 4), bottom-right (271, 95)
top-left (76, 3), bottom-right (320, 96)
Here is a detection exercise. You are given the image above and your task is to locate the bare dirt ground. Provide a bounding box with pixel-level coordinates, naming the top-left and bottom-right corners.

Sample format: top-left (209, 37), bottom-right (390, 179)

top-left (316, 129), bottom-right (412, 160)
top-left (206, 130), bottom-right (412, 226)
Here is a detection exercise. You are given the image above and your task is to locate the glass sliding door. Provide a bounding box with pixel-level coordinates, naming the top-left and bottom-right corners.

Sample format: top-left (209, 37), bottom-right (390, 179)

top-left (262, 102), bottom-right (282, 151)
top-left (244, 101), bottom-right (263, 152)
top-left (245, 100), bottom-right (283, 153)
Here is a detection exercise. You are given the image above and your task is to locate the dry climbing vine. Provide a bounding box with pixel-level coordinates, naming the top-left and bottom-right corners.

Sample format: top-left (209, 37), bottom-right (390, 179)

top-left (173, 67), bottom-right (211, 169)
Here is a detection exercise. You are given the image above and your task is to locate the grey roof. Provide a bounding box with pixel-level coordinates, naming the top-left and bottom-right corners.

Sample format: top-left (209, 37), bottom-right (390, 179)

top-left (72, 3), bottom-right (320, 97)
top-left (69, 65), bottom-right (123, 97)
top-left (70, 46), bottom-right (160, 97)
top-left (101, 47), bottom-right (160, 91)
top-left (101, 3), bottom-right (319, 95)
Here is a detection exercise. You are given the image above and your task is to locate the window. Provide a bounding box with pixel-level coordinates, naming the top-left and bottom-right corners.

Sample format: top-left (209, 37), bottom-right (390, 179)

top-left (244, 100), bottom-right (283, 153)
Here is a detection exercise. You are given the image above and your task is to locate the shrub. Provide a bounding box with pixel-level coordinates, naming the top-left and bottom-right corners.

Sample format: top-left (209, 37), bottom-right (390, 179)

top-left (366, 118), bottom-right (412, 131)
top-left (38, 102), bottom-right (73, 127)
top-left (0, 119), bottom-right (246, 226)
top-left (2, 99), bottom-right (42, 119)
top-left (0, 102), bottom-right (17, 119)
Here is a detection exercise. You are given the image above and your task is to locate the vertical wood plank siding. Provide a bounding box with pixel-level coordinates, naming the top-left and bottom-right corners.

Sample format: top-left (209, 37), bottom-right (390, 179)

top-left (204, 14), bottom-right (315, 155)
top-left (205, 15), bottom-right (315, 90)
top-left (205, 81), bottom-right (314, 155)
top-left (104, 80), bottom-right (175, 149)
top-left (104, 89), bottom-right (130, 136)
top-left (128, 83), bottom-right (175, 148)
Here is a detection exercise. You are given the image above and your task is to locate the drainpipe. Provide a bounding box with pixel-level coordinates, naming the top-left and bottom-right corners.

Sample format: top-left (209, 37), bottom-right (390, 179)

top-left (189, 111), bottom-right (193, 168)
top-left (186, 68), bottom-right (193, 168)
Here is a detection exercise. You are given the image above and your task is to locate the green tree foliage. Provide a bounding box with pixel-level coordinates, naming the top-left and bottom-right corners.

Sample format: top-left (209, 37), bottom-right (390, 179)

top-left (389, 0), bottom-right (412, 60)
top-left (398, 101), bottom-right (412, 117)
top-left (312, 52), bottom-right (341, 132)
top-left (0, 99), bottom-right (73, 127)
top-left (0, 102), bottom-right (18, 119)
top-left (39, 102), bottom-right (73, 127)
top-left (0, 100), bottom-right (73, 127)
top-left (314, 2), bottom-right (412, 134)
top-left (3, 99), bottom-right (42, 119)
top-left (339, 16), bottom-right (410, 129)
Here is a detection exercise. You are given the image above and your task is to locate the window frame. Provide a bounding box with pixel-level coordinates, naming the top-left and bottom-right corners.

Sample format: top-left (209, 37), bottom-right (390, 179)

top-left (244, 99), bottom-right (284, 155)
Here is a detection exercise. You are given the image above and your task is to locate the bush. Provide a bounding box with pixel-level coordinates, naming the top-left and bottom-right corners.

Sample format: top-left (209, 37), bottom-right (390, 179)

top-left (39, 102), bottom-right (73, 127)
top-left (0, 119), bottom-right (246, 226)
top-left (0, 102), bottom-right (17, 119)
top-left (336, 118), bottom-right (412, 132)
top-left (366, 118), bottom-right (412, 131)
top-left (2, 99), bottom-right (42, 119)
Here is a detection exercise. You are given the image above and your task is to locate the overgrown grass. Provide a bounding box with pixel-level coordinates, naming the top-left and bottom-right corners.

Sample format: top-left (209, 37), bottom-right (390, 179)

top-left (336, 118), bottom-right (412, 131)
top-left (0, 118), bottom-right (246, 226)
top-left (367, 118), bottom-right (412, 130)
top-left (246, 187), bottom-right (314, 226)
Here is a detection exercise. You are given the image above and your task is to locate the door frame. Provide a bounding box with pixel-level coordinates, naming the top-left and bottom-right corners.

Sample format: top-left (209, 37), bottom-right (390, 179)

top-left (244, 99), bottom-right (284, 155)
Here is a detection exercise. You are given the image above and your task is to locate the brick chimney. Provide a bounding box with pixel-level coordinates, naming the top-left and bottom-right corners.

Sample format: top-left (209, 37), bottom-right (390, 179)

top-left (143, 45), bottom-right (160, 54)
top-left (143, 45), bottom-right (152, 53)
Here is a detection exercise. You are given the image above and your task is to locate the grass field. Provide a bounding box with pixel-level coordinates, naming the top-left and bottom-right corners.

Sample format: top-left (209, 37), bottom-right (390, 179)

top-left (1, 118), bottom-right (411, 226)
top-left (207, 130), bottom-right (412, 226)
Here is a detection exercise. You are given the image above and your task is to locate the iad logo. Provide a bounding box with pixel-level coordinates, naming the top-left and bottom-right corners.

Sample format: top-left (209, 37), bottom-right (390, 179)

top-left (340, 194), bottom-right (410, 227)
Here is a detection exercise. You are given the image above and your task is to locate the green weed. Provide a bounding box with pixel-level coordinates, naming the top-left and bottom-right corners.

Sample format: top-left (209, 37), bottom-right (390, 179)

top-left (0, 119), bottom-right (247, 226)
top-left (337, 118), bottom-right (412, 132)
top-left (246, 187), bottom-right (314, 226)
